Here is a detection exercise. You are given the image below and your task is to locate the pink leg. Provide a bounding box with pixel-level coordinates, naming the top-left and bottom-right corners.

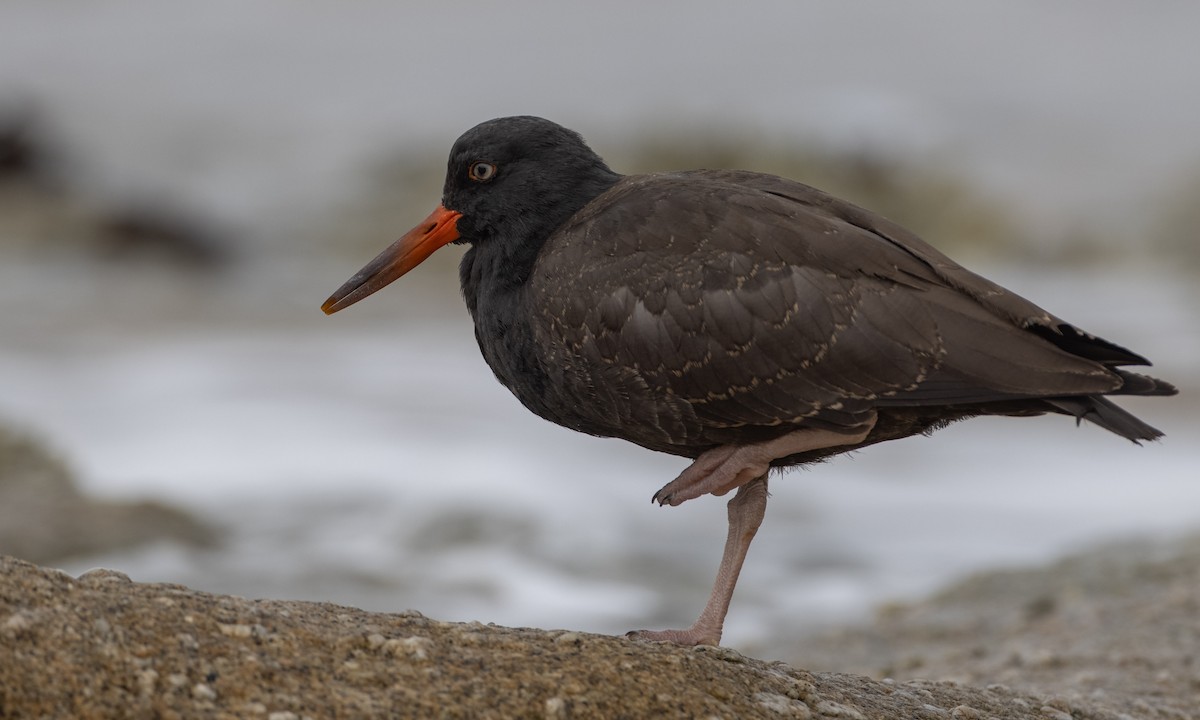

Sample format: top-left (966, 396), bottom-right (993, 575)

top-left (630, 414), bottom-right (877, 646)
top-left (629, 475), bottom-right (769, 646)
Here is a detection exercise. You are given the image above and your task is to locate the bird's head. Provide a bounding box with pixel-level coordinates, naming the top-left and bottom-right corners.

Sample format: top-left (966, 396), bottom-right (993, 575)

top-left (321, 116), bottom-right (618, 315)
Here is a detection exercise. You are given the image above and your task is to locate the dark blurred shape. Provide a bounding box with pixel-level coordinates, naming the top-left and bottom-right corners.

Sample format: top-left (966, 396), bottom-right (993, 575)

top-left (0, 102), bottom-right (64, 190)
top-left (0, 101), bottom-right (235, 269)
top-left (0, 112), bottom-right (39, 178)
top-left (95, 203), bottom-right (230, 269)
top-left (0, 422), bottom-right (216, 565)
top-left (1023, 593), bottom-right (1057, 622)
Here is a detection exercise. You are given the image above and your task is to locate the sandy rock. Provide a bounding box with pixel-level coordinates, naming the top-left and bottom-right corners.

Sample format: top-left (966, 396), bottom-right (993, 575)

top-left (794, 535), bottom-right (1200, 719)
top-left (0, 555), bottom-right (1141, 720)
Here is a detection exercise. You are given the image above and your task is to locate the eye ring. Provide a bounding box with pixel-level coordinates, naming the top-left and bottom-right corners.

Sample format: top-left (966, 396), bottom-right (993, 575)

top-left (469, 161), bottom-right (497, 182)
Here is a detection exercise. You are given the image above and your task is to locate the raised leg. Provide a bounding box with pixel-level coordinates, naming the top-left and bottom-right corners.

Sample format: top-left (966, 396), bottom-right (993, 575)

top-left (653, 415), bottom-right (877, 507)
top-left (629, 475), bottom-right (769, 646)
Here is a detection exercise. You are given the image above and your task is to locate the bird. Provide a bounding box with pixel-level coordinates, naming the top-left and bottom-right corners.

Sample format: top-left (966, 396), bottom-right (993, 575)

top-left (321, 116), bottom-right (1177, 647)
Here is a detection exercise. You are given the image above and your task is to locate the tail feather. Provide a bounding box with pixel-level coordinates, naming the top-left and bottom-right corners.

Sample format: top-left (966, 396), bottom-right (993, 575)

top-left (1035, 322), bottom-right (1177, 441)
top-left (1027, 322), bottom-right (1151, 366)
top-left (1044, 395), bottom-right (1166, 443)
top-left (1113, 369), bottom-right (1178, 397)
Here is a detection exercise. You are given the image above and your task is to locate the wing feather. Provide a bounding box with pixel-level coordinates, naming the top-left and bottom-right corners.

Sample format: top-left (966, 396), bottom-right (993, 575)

top-left (528, 171), bottom-right (1132, 452)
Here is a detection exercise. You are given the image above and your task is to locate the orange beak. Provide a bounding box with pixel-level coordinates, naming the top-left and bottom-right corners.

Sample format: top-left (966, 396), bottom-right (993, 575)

top-left (321, 205), bottom-right (463, 315)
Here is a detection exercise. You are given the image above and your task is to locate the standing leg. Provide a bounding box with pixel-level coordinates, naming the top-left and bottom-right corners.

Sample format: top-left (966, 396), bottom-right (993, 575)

top-left (628, 474), bottom-right (769, 646)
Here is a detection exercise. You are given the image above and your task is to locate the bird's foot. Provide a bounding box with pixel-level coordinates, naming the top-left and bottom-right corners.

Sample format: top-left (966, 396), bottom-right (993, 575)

top-left (652, 445), bottom-right (768, 507)
top-left (626, 624), bottom-right (722, 647)
top-left (652, 419), bottom-right (878, 507)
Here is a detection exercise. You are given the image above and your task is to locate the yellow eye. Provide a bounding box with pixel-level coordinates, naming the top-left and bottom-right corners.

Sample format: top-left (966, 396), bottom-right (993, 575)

top-left (469, 161), bottom-right (497, 182)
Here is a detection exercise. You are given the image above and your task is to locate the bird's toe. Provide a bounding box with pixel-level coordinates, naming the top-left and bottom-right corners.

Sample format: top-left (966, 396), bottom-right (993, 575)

top-left (626, 627), bottom-right (720, 646)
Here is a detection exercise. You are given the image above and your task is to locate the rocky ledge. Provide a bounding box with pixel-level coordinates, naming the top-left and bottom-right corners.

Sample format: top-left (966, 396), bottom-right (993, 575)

top-left (4, 549), bottom-right (1191, 720)
top-left (795, 534), bottom-right (1200, 720)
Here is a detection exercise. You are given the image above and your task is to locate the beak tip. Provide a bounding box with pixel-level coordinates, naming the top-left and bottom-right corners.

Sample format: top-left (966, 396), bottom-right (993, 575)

top-left (321, 204), bottom-right (462, 317)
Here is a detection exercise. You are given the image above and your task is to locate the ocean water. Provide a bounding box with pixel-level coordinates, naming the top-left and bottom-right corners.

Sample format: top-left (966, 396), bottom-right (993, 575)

top-left (2, 1), bottom-right (1198, 658)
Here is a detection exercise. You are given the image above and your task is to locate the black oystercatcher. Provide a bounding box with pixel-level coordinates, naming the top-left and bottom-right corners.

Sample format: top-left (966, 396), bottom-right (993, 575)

top-left (322, 116), bottom-right (1176, 646)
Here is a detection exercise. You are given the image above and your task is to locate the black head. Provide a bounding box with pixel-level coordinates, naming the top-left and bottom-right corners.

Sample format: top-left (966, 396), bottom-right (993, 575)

top-left (321, 116), bottom-right (620, 314)
top-left (442, 116), bottom-right (621, 245)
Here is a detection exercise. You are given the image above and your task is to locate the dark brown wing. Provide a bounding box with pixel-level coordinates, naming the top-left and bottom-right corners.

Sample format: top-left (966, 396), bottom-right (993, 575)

top-left (525, 171), bottom-right (1144, 455)
top-left (721, 170), bottom-right (1154, 367)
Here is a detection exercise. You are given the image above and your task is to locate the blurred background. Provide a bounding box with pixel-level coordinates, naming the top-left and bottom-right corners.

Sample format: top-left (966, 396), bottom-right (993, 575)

top-left (1, 1), bottom-right (1196, 661)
